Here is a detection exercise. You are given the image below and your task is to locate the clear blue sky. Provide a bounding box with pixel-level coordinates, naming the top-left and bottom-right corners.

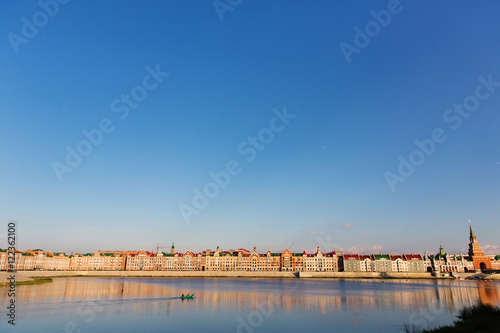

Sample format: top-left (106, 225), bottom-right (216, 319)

top-left (1, 1), bottom-right (499, 255)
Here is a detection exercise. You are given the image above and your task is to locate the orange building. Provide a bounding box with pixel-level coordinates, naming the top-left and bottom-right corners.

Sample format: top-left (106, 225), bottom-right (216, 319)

top-left (281, 249), bottom-right (304, 271)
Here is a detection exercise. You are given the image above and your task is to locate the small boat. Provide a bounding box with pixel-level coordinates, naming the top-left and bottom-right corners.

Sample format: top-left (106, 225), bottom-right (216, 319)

top-left (181, 294), bottom-right (194, 299)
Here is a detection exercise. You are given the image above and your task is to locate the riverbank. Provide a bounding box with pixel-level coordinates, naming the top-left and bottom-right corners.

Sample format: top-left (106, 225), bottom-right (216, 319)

top-left (404, 303), bottom-right (500, 333)
top-left (0, 270), bottom-right (440, 282)
top-left (1, 270), bottom-right (499, 284)
top-left (297, 271), bottom-right (440, 279)
top-left (0, 272), bottom-right (54, 286)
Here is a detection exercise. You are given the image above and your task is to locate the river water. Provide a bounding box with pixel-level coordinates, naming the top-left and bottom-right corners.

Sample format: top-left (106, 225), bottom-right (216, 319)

top-left (1, 277), bottom-right (499, 332)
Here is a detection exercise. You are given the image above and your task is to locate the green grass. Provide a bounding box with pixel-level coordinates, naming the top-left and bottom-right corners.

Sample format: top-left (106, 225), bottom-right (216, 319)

top-left (403, 303), bottom-right (500, 333)
top-left (16, 277), bottom-right (53, 286)
top-left (0, 277), bottom-right (53, 286)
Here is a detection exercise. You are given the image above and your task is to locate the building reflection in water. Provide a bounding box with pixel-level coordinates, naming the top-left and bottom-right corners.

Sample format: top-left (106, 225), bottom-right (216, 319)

top-left (2, 278), bottom-right (499, 318)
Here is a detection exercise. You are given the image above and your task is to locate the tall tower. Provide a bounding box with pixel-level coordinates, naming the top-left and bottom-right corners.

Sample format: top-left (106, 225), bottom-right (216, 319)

top-left (469, 221), bottom-right (477, 243)
top-left (171, 243), bottom-right (175, 255)
top-left (468, 221), bottom-right (484, 257)
top-left (467, 221), bottom-right (491, 271)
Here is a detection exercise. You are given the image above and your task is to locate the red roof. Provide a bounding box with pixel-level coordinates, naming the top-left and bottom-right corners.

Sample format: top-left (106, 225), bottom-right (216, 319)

top-left (404, 254), bottom-right (422, 260)
top-left (344, 254), bottom-right (359, 259)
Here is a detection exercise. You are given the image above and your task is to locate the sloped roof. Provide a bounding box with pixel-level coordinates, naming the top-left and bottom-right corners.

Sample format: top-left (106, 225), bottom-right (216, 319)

top-left (404, 254), bottom-right (422, 260)
top-left (344, 254), bottom-right (359, 260)
top-left (373, 254), bottom-right (391, 260)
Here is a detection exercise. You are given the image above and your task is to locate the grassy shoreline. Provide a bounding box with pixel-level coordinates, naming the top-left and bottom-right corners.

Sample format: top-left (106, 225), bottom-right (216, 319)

top-left (0, 277), bottom-right (53, 287)
top-left (404, 303), bottom-right (500, 333)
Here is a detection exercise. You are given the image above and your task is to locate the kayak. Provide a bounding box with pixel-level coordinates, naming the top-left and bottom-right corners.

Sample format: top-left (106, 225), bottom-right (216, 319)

top-left (181, 294), bottom-right (194, 299)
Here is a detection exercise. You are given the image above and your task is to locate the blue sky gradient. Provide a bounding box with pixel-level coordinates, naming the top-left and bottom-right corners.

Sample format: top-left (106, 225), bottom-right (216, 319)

top-left (0, 1), bottom-right (499, 255)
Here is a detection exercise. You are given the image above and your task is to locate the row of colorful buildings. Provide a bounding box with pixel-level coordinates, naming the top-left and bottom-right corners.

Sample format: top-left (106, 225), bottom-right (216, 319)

top-left (1, 224), bottom-right (498, 273)
top-left (0, 246), bottom-right (339, 272)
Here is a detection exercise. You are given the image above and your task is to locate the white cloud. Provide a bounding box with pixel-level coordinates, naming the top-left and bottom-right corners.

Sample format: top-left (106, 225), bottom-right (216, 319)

top-left (483, 244), bottom-right (499, 255)
top-left (341, 245), bottom-right (383, 254)
top-left (342, 223), bottom-right (354, 229)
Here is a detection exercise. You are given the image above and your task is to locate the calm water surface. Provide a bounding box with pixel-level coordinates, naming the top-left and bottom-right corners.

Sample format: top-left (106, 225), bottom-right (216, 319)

top-left (1, 277), bottom-right (499, 332)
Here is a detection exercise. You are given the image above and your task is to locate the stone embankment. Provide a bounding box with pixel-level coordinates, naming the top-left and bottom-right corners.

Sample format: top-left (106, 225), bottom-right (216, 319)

top-left (0, 270), bottom-right (442, 282)
top-left (3, 270), bottom-right (498, 284)
top-left (297, 271), bottom-right (436, 279)
top-left (18, 271), bottom-right (297, 279)
top-left (454, 272), bottom-right (500, 281)
top-left (0, 271), bottom-right (34, 284)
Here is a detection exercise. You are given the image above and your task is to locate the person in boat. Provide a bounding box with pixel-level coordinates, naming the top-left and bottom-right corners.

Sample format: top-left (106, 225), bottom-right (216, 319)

top-left (181, 293), bottom-right (184, 298)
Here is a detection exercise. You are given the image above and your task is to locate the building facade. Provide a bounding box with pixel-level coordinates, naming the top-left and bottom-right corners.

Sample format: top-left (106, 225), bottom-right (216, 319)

top-left (429, 246), bottom-right (475, 273)
top-left (1, 224), bottom-right (498, 272)
top-left (123, 246), bottom-right (339, 272)
top-left (68, 252), bottom-right (125, 271)
top-left (341, 253), bottom-right (427, 272)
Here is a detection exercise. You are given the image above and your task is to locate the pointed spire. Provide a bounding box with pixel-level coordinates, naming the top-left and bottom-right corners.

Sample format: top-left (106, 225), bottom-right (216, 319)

top-left (469, 220), bottom-right (477, 243)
